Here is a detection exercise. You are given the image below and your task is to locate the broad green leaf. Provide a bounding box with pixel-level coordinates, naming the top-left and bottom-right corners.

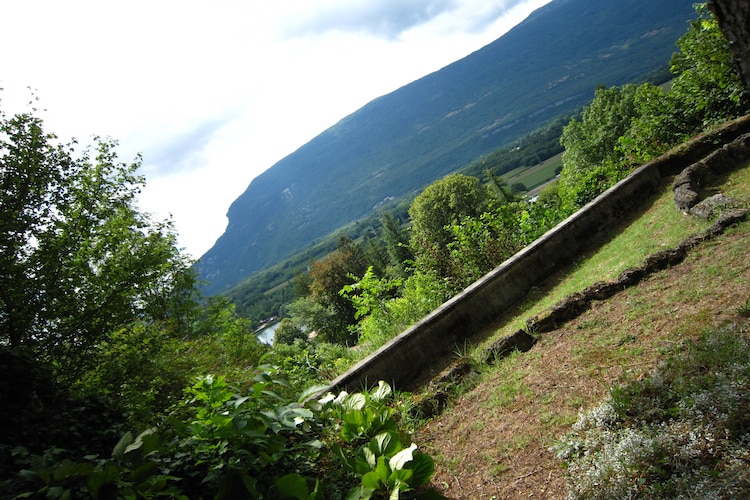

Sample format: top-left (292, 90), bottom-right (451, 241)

top-left (369, 432), bottom-right (393, 456)
top-left (261, 389), bottom-right (285, 401)
top-left (304, 438), bottom-right (324, 449)
top-left (233, 395), bottom-right (251, 407)
top-left (374, 456), bottom-right (391, 483)
top-left (233, 417), bottom-right (248, 430)
top-left (407, 452), bottom-right (436, 487)
top-left (369, 431), bottom-right (401, 458)
top-left (19, 467), bottom-right (48, 483)
top-left (299, 384), bottom-right (330, 402)
top-left (389, 444), bottom-right (417, 471)
top-left (344, 393), bottom-right (367, 411)
top-left (241, 473), bottom-right (260, 497)
top-left (125, 428), bottom-right (160, 457)
top-left (52, 459), bottom-right (94, 481)
top-left (361, 470), bottom-right (383, 490)
top-left (112, 431), bottom-right (135, 460)
top-left (389, 469), bottom-right (414, 488)
top-left (361, 447), bottom-right (377, 471)
top-left (372, 381), bottom-right (392, 402)
top-left (346, 485), bottom-right (376, 500)
top-left (86, 465), bottom-right (118, 499)
top-left (274, 473), bottom-right (309, 500)
top-left (287, 407), bottom-right (314, 423)
top-left (128, 461), bottom-right (158, 483)
top-left (46, 486), bottom-right (67, 498)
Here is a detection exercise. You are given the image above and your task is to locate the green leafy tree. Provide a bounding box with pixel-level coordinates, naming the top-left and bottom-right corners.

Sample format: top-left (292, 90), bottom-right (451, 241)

top-left (274, 317), bottom-right (308, 345)
top-left (558, 84), bottom-right (641, 206)
top-left (485, 169), bottom-right (516, 203)
top-left (0, 106), bottom-right (197, 382)
top-left (558, 5), bottom-right (747, 210)
top-left (286, 296), bottom-right (339, 343)
top-left (306, 237), bottom-right (369, 344)
top-left (340, 267), bottom-right (402, 322)
top-left (76, 320), bottom-right (191, 427)
top-left (709, 0), bottom-right (750, 93)
top-left (670, 4), bottom-right (747, 128)
top-left (445, 204), bottom-right (527, 288)
top-left (622, 5), bottom-right (747, 165)
top-left (192, 295), bottom-right (265, 364)
top-left (615, 82), bottom-right (682, 165)
top-left (408, 173), bottom-right (490, 280)
top-left (380, 212), bottom-right (413, 277)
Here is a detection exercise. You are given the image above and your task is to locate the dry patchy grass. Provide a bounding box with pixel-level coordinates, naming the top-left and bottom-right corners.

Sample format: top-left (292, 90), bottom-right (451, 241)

top-left (416, 161), bottom-right (750, 499)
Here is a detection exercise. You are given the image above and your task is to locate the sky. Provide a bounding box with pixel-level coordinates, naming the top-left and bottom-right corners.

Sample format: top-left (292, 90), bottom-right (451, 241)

top-left (1, 0), bottom-right (553, 259)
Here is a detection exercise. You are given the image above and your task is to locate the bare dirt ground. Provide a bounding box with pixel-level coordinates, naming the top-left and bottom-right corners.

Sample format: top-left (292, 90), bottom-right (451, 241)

top-left (416, 220), bottom-right (750, 499)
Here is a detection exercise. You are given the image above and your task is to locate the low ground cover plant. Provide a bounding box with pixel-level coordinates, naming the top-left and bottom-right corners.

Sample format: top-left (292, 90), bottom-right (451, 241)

top-left (556, 321), bottom-right (750, 498)
top-left (9, 371), bottom-right (441, 499)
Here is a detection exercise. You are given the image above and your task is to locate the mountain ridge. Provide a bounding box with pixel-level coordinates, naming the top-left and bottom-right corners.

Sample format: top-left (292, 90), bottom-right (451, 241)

top-left (197, 0), bottom-right (697, 295)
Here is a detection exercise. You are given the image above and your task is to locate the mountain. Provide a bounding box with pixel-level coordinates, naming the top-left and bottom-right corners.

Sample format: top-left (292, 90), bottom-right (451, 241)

top-left (197, 0), bottom-right (697, 295)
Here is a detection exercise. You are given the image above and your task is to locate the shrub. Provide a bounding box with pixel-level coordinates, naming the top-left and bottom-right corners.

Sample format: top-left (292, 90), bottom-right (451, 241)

top-left (7, 370), bottom-right (442, 499)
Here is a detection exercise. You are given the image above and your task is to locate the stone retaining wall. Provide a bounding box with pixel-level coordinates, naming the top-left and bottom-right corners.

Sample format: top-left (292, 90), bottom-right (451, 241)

top-left (326, 115), bottom-right (750, 394)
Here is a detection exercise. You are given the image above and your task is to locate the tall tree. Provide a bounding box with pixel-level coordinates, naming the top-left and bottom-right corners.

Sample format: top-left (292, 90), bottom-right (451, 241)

top-left (670, 4), bottom-right (747, 127)
top-left (408, 173), bottom-right (490, 279)
top-left (710, 0), bottom-right (750, 93)
top-left (380, 212), bottom-right (413, 275)
top-left (559, 84), bottom-right (641, 188)
top-left (0, 106), bottom-right (197, 381)
top-left (306, 237), bottom-right (369, 344)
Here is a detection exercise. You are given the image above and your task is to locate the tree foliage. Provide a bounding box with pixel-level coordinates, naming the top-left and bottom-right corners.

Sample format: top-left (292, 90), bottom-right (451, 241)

top-left (298, 237), bottom-right (370, 345)
top-left (670, 3), bottom-right (747, 127)
top-left (274, 317), bottom-right (308, 345)
top-left (558, 4), bottom-right (748, 209)
top-left (379, 212), bottom-right (413, 277)
top-left (709, 0), bottom-right (750, 93)
top-left (408, 173), bottom-right (491, 279)
top-left (0, 107), bottom-right (198, 382)
top-left (558, 84), bottom-right (642, 206)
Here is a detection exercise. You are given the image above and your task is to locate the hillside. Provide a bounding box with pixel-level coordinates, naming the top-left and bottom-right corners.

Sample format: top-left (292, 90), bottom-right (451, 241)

top-left (414, 156), bottom-right (750, 497)
top-left (197, 0), bottom-right (697, 295)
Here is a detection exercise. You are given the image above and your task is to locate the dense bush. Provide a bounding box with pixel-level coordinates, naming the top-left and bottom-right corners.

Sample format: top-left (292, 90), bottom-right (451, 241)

top-left (6, 372), bottom-right (442, 499)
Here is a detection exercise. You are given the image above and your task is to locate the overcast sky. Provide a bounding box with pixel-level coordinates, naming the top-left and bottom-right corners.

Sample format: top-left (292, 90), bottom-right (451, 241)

top-left (1, 0), bottom-right (552, 259)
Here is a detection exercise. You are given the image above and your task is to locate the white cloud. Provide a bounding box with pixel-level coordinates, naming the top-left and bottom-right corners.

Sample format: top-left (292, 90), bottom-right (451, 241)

top-left (1, 0), bottom-right (552, 259)
top-left (282, 0), bottom-right (458, 39)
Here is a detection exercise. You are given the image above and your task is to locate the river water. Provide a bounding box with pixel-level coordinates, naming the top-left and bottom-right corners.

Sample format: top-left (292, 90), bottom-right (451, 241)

top-left (256, 322), bottom-right (279, 345)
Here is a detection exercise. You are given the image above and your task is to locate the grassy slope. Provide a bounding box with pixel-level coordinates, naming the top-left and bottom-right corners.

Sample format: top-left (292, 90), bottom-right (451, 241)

top-left (416, 159), bottom-right (750, 498)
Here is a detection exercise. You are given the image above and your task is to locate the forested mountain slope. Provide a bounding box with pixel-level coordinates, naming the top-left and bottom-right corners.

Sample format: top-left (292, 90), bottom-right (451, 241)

top-left (197, 0), bottom-right (697, 294)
